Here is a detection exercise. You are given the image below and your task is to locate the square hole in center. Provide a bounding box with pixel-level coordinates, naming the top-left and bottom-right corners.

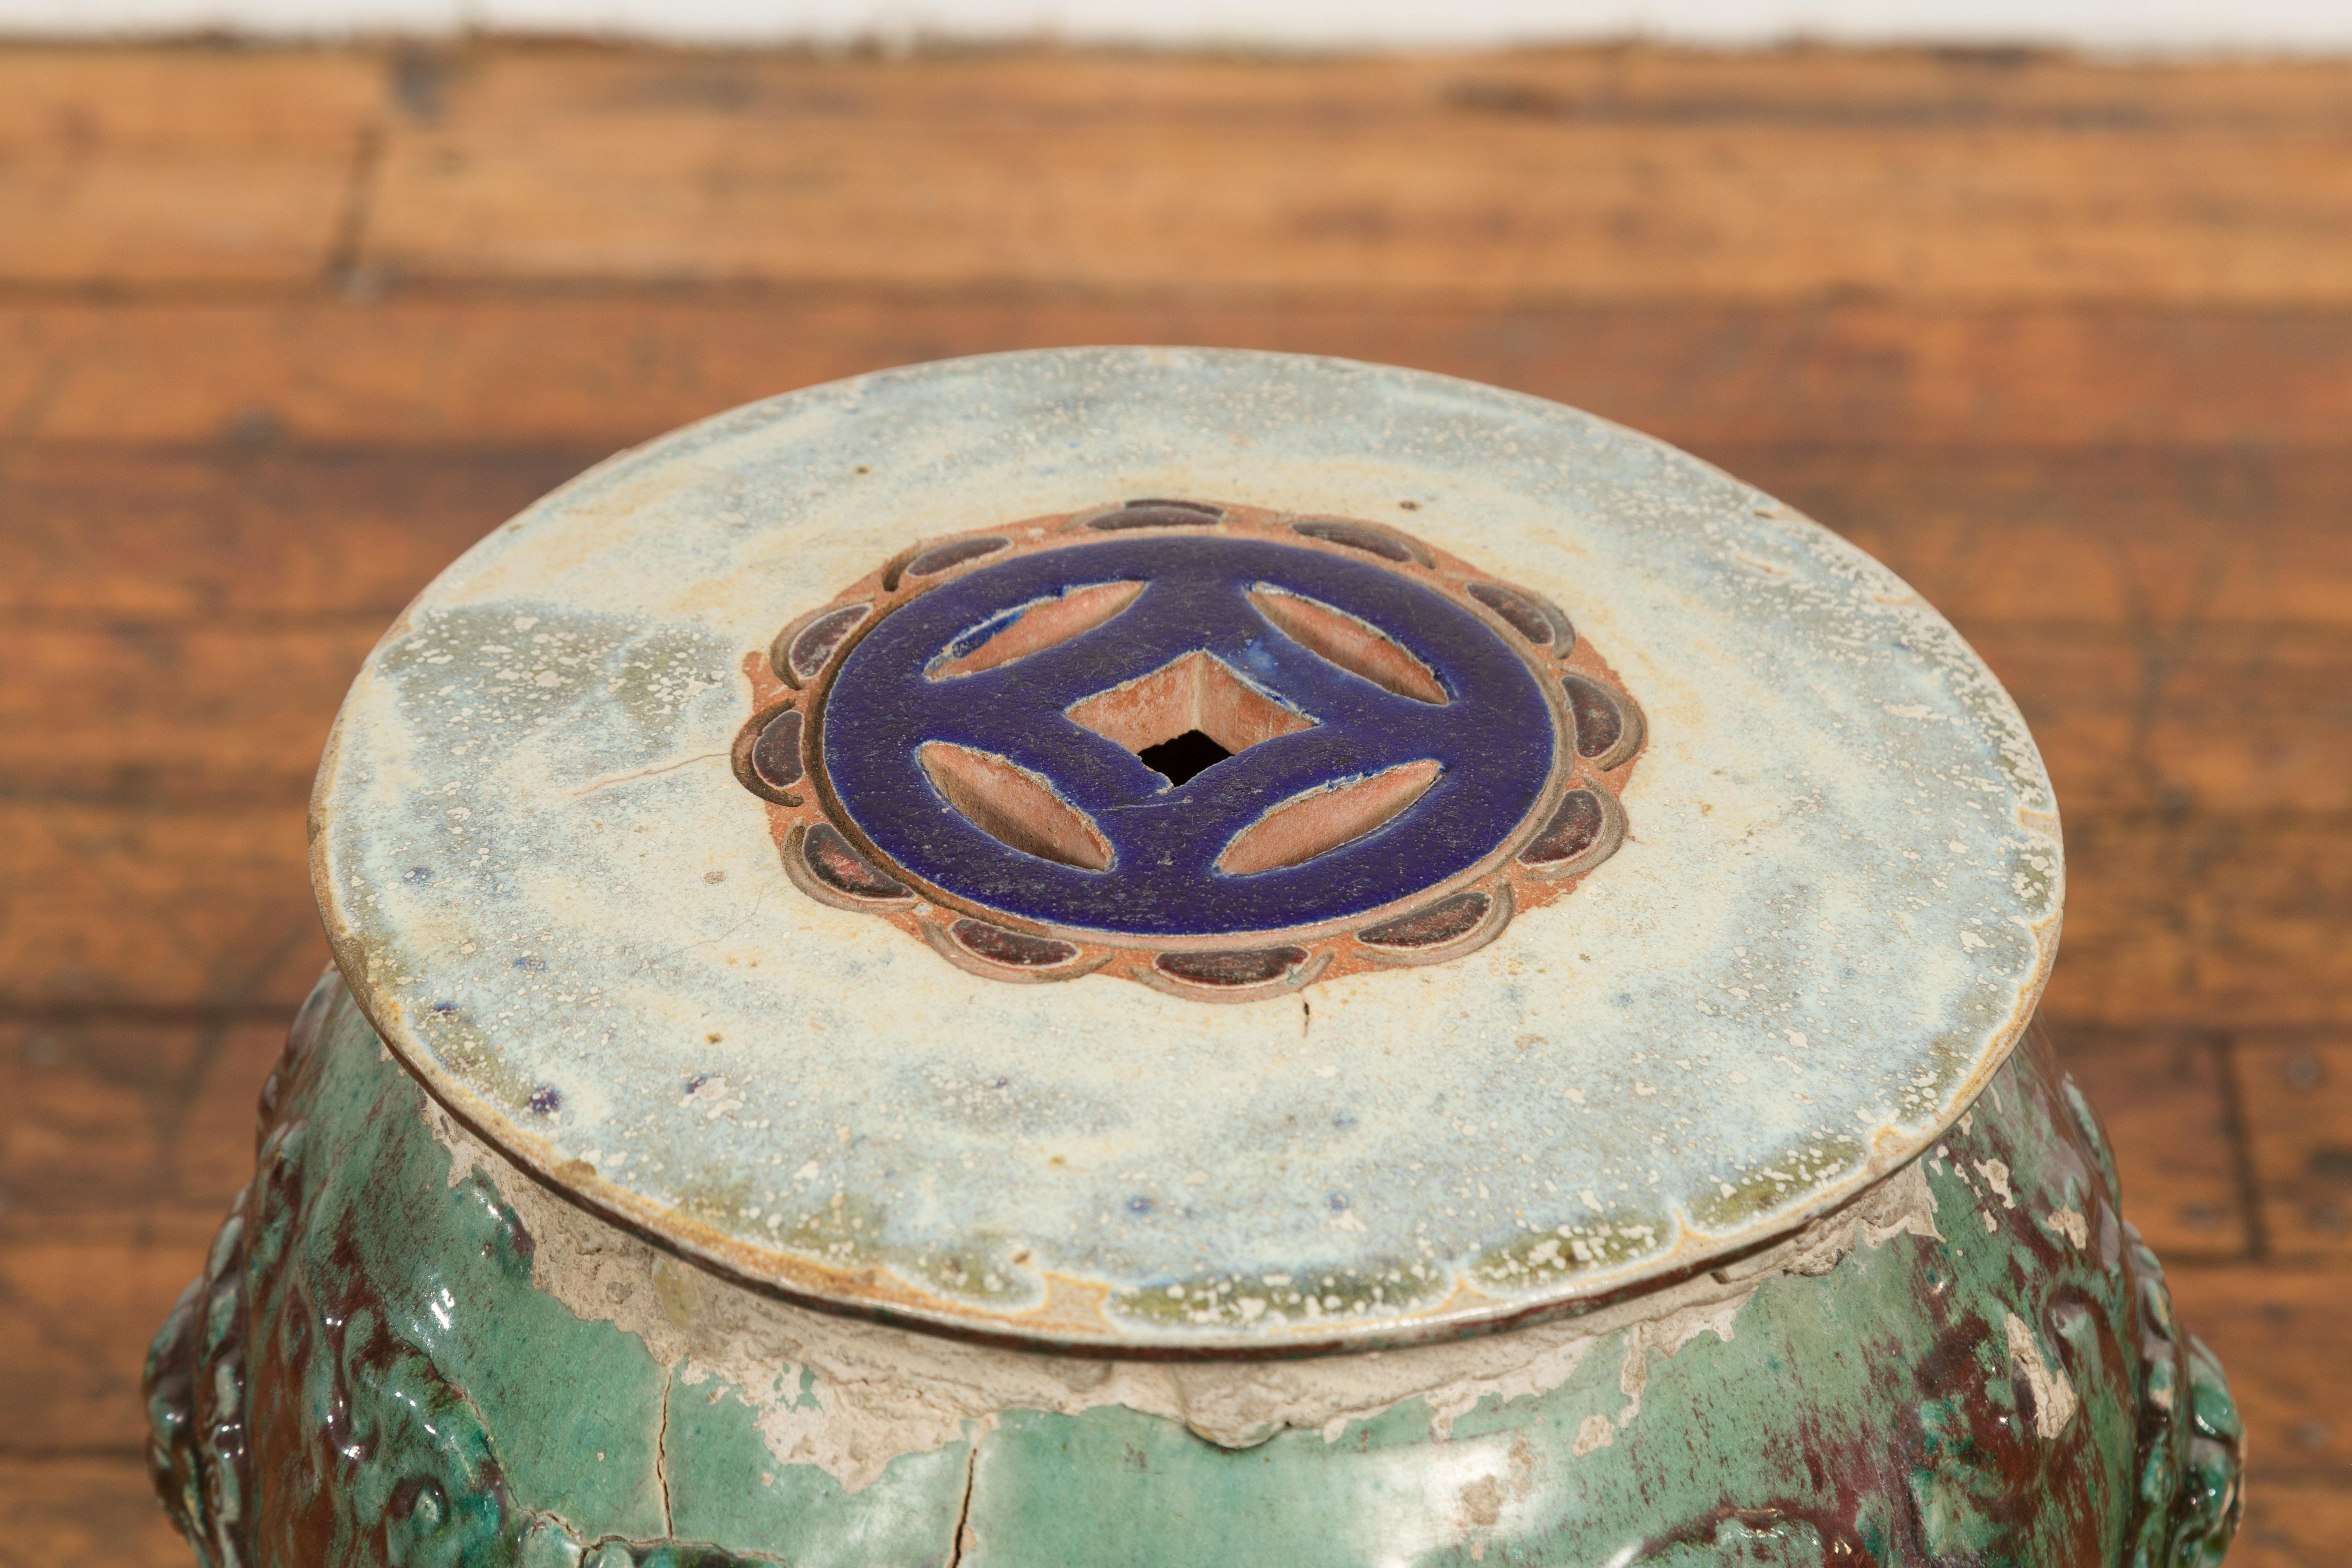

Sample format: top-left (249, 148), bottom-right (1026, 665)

top-left (1137, 729), bottom-right (1233, 785)
top-left (1065, 650), bottom-right (1318, 790)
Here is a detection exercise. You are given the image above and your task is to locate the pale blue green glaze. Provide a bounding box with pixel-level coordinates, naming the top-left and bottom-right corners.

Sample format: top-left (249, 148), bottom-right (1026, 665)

top-left (306, 349), bottom-right (2064, 1353)
top-left (147, 973), bottom-right (2240, 1566)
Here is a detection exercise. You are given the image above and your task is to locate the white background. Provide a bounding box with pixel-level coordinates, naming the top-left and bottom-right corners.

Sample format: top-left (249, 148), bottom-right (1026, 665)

top-left (3, 0), bottom-right (2349, 52)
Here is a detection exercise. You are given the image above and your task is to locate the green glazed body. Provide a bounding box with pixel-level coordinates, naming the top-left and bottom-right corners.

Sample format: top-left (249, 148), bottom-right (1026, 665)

top-left (147, 973), bottom-right (2242, 1567)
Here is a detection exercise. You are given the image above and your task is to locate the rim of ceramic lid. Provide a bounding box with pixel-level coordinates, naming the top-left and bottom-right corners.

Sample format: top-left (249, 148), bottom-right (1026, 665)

top-left (310, 347), bottom-right (2064, 1356)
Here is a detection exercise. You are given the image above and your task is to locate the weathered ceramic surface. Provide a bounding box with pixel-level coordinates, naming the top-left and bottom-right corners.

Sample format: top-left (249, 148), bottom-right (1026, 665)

top-left (309, 348), bottom-right (2063, 1351)
top-left (146, 975), bottom-right (2239, 1567)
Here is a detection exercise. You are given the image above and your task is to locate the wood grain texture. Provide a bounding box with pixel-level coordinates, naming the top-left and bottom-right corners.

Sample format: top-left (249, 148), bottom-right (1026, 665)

top-left (10, 298), bottom-right (2352, 451)
top-left (0, 1018), bottom-right (286, 1229)
top-left (2168, 1265), bottom-right (2352, 1492)
top-left (0, 50), bottom-right (383, 285)
top-left (2051, 815), bottom-right (2352, 1031)
top-left (0, 621), bottom-right (378, 807)
top-left (0, 802), bottom-right (328, 1014)
top-left (2058, 1038), bottom-right (2248, 1260)
top-left (0, 444), bottom-right (598, 616)
top-left (0, 37), bottom-right (2346, 1559)
top-left (2239, 1038), bottom-right (2352, 1263)
top-left (2226, 1479), bottom-right (2352, 1568)
top-left (361, 49), bottom-right (2352, 305)
top-left (0, 1458), bottom-right (190, 1566)
top-left (0, 1019), bottom-right (284, 1449)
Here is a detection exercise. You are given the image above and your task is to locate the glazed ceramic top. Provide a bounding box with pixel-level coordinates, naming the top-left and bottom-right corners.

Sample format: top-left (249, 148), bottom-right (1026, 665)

top-left (312, 348), bottom-right (2062, 1354)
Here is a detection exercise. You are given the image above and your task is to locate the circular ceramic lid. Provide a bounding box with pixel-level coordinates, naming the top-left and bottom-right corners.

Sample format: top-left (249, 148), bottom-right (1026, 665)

top-left (312, 348), bottom-right (2061, 1354)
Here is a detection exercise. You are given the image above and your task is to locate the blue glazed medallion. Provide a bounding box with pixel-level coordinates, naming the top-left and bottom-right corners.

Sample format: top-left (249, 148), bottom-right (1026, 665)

top-left (817, 535), bottom-right (1559, 938)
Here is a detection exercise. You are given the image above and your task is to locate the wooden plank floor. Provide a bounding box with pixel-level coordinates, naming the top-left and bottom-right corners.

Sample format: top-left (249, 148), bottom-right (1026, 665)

top-left (1, 39), bottom-right (2348, 1562)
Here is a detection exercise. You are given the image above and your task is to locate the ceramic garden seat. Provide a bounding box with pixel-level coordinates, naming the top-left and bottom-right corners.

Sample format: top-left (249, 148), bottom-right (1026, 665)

top-left (147, 349), bottom-right (2242, 1568)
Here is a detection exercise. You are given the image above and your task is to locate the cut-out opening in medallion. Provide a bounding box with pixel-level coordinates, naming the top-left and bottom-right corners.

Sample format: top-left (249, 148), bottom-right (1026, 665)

top-left (1359, 889), bottom-right (1492, 950)
top-left (951, 918), bottom-right (1080, 968)
top-left (1064, 650), bottom-right (1316, 785)
top-left (1136, 729), bottom-right (1232, 786)
top-left (1216, 758), bottom-right (1443, 875)
top-left (1290, 518), bottom-right (1430, 565)
top-left (1246, 586), bottom-right (1447, 705)
top-left (916, 741), bottom-right (1115, 871)
top-left (903, 535), bottom-right (1010, 580)
top-left (929, 581), bottom-right (1146, 681)
top-left (750, 708), bottom-right (805, 791)
top-left (732, 701), bottom-right (807, 805)
top-left (918, 915), bottom-right (1111, 984)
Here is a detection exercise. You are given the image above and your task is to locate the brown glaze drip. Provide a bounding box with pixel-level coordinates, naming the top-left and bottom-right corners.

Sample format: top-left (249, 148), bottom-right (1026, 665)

top-left (905, 536), bottom-right (1011, 578)
top-left (785, 604), bottom-right (872, 685)
top-left (1153, 947), bottom-right (1309, 988)
top-left (802, 824), bottom-right (910, 901)
top-left (1519, 789), bottom-right (1609, 865)
top-left (1358, 890), bottom-right (1492, 949)
top-left (1563, 673), bottom-right (1626, 761)
top-left (1087, 500), bottom-right (1225, 530)
top-left (952, 920), bottom-right (1081, 968)
top-left (751, 709), bottom-right (806, 790)
top-left (1468, 580), bottom-right (1573, 649)
top-left (1291, 518), bottom-right (1418, 562)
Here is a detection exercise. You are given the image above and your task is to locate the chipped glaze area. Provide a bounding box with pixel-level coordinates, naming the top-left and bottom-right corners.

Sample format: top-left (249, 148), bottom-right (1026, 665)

top-left (309, 348), bottom-right (2063, 1351)
top-left (428, 1054), bottom-right (1942, 1482)
top-left (146, 976), bottom-right (2240, 1567)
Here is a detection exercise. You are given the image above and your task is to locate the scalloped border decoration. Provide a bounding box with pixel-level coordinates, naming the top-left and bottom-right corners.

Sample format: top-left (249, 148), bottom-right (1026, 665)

top-left (737, 501), bottom-right (1648, 1000)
